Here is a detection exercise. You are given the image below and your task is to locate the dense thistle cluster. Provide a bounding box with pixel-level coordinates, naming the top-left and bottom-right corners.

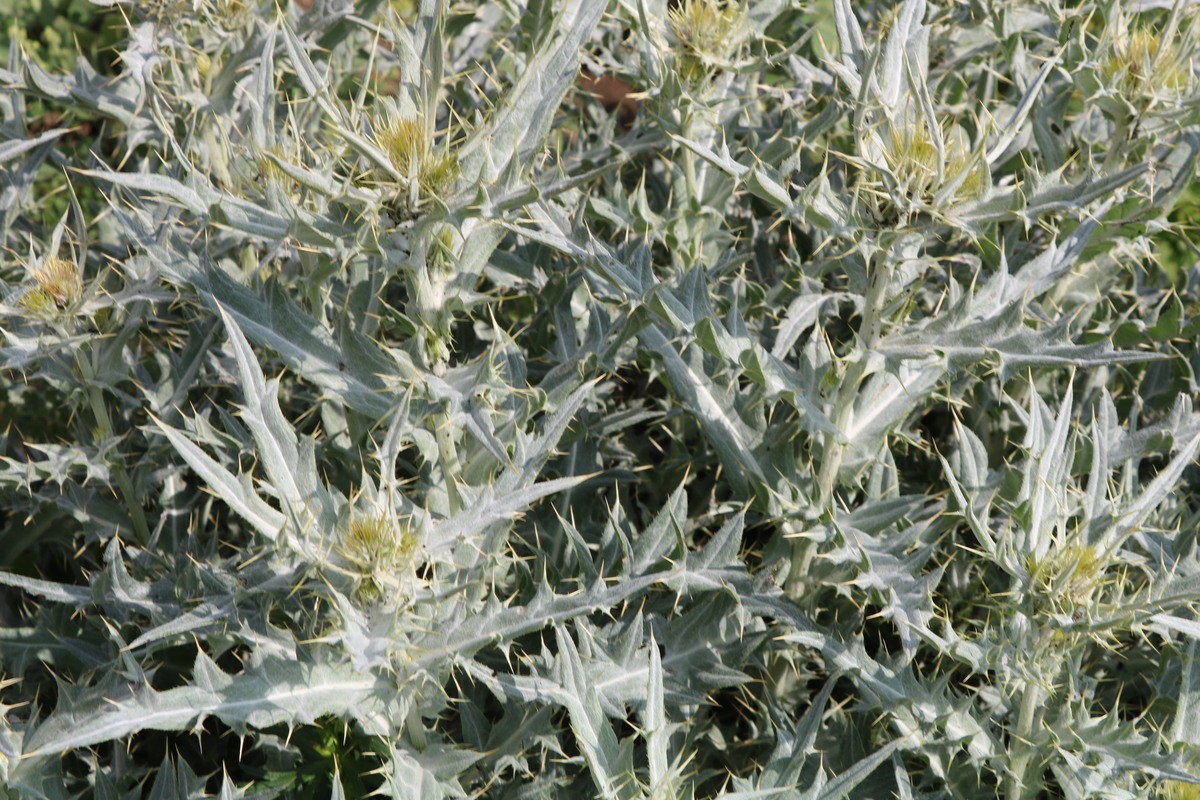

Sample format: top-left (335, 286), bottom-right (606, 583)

top-left (0, 0), bottom-right (1198, 798)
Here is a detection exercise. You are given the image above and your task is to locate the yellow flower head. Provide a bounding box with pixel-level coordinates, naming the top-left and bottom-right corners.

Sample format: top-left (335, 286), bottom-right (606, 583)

top-left (21, 257), bottom-right (82, 315)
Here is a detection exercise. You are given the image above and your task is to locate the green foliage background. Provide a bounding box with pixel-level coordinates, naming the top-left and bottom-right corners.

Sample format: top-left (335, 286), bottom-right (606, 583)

top-left (1, 0), bottom-right (118, 70)
top-left (1, 0), bottom-right (1200, 798)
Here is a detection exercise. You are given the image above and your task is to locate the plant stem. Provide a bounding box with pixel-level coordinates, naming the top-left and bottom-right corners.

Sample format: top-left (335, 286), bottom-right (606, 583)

top-left (1005, 678), bottom-right (1047, 800)
top-left (435, 409), bottom-right (463, 517)
top-left (815, 248), bottom-right (890, 509)
top-left (88, 385), bottom-right (151, 545)
top-left (789, 249), bottom-right (890, 601)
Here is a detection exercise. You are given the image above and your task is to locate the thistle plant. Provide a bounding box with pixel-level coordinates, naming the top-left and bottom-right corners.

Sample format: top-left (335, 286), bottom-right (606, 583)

top-left (374, 108), bottom-right (459, 212)
top-left (0, 0), bottom-right (1198, 797)
top-left (18, 256), bottom-right (82, 315)
top-left (667, 0), bottom-right (747, 81)
top-left (336, 512), bottom-right (421, 605)
top-left (1094, 11), bottom-right (1198, 114)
